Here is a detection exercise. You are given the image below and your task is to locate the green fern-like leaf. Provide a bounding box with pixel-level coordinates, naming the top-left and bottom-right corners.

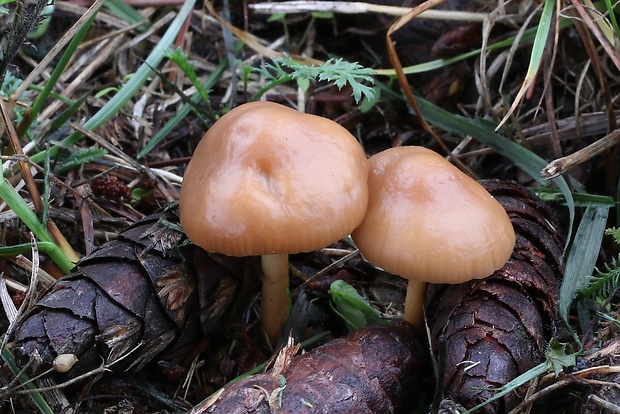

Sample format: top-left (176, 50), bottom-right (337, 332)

top-left (254, 55), bottom-right (375, 103)
top-left (314, 58), bottom-right (375, 102)
top-left (605, 227), bottom-right (620, 245)
top-left (261, 59), bottom-right (289, 81)
top-left (165, 47), bottom-right (211, 107)
top-left (56, 148), bottom-right (108, 174)
top-left (579, 255), bottom-right (620, 302)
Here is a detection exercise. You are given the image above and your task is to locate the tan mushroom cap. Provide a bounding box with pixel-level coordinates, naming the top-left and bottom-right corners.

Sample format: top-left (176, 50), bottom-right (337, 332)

top-left (180, 101), bottom-right (369, 256)
top-left (351, 146), bottom-right (515, 284)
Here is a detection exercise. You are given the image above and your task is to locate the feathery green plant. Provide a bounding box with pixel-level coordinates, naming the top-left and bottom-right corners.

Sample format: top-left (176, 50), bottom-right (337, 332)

top-left (55, 148), bottom-right (108, 174)
top-left (165, 48), bottom-right (212, 108)
top-left (253, 55), bottom-right (376, 103)
top-left (606, 227), bottom-right (620, 245)
top-left (578, 228), bottom-right (620, 307)
top-left (582, 257), bottom-right (620, 303)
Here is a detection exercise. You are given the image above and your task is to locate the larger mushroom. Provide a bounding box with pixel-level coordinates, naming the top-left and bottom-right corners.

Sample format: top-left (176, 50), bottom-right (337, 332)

top-left (351, 146), bottom-right (515, 329)
top-left (180, 101), bottom-right (369, 344)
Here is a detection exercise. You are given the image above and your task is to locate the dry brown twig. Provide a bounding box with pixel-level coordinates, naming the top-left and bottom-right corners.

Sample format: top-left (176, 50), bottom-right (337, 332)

top-left (541, 129), bottom-right (620, 179)
top-left (566, 3), bottom-right (617, 133)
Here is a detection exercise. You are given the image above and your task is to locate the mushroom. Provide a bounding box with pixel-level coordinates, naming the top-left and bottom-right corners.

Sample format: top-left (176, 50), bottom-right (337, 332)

top-left (179, 101), bottom-right (369, 344)
top-left (351, 146), bottom-right (515, 329)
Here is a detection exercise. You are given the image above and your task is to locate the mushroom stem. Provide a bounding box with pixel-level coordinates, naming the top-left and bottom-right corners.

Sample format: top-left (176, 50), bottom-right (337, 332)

top-left (404, 280), bottom-right (427, 329)
top-left (259, 253), bottom-right (292, 345)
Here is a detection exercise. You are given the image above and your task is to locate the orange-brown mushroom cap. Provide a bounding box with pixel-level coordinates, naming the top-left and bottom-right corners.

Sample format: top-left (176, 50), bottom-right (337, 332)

top-left (180, 101), bottom-right (369, 256)
top-left (351, 146), bottom-right (515, 284)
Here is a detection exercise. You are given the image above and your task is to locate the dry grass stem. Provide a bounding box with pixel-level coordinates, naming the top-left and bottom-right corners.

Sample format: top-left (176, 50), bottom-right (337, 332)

top-left (541, 129), bottom-right (620, 178)
top-left (250, 1), bottom-right (490, 21)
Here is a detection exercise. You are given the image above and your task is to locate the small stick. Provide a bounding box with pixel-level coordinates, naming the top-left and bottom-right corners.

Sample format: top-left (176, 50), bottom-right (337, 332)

top-left (250, 1), bottom-right (490, 21)
top-left (587, 395), bottom-right (620, 414)
top-left (541, 129), bottom-right (620, 179)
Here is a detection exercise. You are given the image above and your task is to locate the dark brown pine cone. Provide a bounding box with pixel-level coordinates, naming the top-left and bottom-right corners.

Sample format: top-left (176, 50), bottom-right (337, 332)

top-left (198, 322), bottom-right (424, 414)
top-left (10, 210), bottom-right (244, 378)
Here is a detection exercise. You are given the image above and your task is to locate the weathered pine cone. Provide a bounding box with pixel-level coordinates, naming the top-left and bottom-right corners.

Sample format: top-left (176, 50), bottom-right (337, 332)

top-left (426, 180), bottom-right (564, 413)
top-left (11, 210), bottom-right (243, 377)
top-left (198, 322), bottom-right (424, 414)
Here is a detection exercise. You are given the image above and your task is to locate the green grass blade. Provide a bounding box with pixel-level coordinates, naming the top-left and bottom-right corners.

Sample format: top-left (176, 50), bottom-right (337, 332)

top-left (0, 242), bottom-right (59, 256)
top-left (137, 42), bottom-right (236, 158)
top-left (104, 0), bottom-right (149, 30)
top-left (1, 339), bottom-right (54, 414)
top-left (0, 179), bottom-right (53, 244)
top-left (604, 0), bottom-right (620, 41)
top-left (43, 92), bottom-right (90, 140)
top-left (27, 85), bottom-right (76, 106)
top-left (465, 362), bottom-right (547, 413)
top-left (0, 178), bottom-right (73, 273)
top-left (23, 5), bottom-right (102, 138)
top-left (526, 0), bottom-right (555, 81)
top-left (497, 0), bottom-right (555, 128)
top-left (30, 0), bottom-right (197, 165)
top-left (532, 188), bottom-right (615, 207)
top-left (559, 204), bottom-right (610, 324)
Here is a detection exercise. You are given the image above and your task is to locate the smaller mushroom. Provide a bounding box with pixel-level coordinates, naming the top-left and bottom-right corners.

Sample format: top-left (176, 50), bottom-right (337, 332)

top-left (180, 101), bottom-right (369, 344)
top-left (351, 146), bottom-right (515, 329)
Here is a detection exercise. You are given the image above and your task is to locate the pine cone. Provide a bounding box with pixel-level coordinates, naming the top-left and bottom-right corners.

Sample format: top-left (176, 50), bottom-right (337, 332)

top-left (197, 322), bottom-right (424, 414)
top-left (11, 210), bottom-right (243, 377)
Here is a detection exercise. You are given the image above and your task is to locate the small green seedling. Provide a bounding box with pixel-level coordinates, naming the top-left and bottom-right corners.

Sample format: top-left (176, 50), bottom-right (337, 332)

top-left (328, 279), bottom-right (383, 331)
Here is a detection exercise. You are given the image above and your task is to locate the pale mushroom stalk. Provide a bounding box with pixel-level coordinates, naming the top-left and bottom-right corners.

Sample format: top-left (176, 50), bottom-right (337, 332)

top-left (404, 281), bottom-right (426, 329)
top-left (260, 253), bottom-right (292, 343)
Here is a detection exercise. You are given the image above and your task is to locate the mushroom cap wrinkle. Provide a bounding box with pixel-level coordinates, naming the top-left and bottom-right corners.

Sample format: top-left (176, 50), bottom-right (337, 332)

top-left (180, 101), bottom-right (369, 256)
top-left (352, 146), bottom-right (515, 284)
